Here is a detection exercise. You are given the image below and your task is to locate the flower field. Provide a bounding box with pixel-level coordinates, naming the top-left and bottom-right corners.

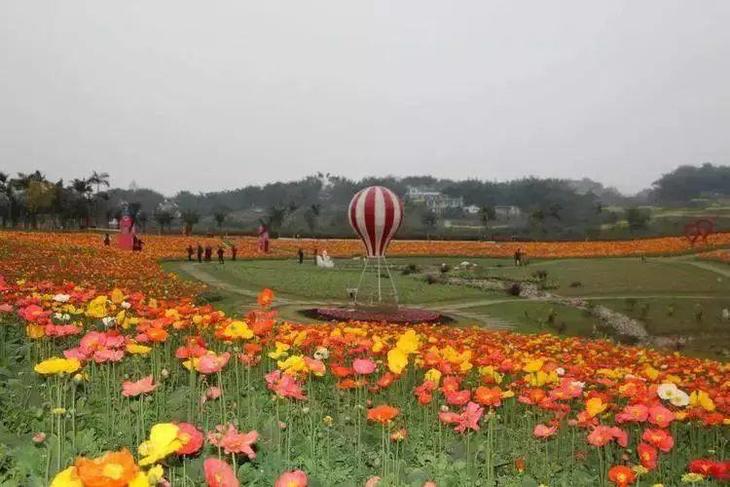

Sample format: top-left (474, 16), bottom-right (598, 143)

top-left (0, 231), bottom-right (729, 486)
top-left (237, 233), bottom-right (730, 260)
top-left (700, 250), bottom-right (730, 265)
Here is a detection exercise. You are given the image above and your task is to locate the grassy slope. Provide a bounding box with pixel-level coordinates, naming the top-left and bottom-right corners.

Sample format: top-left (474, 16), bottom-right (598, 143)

top-left (463, 301), bottom-right (599, 336)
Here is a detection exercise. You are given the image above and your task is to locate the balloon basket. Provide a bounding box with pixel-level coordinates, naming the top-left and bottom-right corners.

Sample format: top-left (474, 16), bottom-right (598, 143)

top-left (352, 256), bottom-right (399, 307)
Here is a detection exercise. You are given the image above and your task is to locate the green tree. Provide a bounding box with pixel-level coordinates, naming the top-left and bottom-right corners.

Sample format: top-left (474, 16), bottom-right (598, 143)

top-left (266, 205), bottom-right (288, 236)
top-left (213, 207), bottom-right (229, 234)
top-left (25, 180), bottom-right (57, 229)
top-left (422, 210), bottom-right (438, 240)
top-left (181, 209), bottom-right (200, 235)
top-left (478, 205), bottom-right (496, 238)
top-left (153, 208), bottom-right (174, 234)
top-left (0, 172), bottom-right (13, 227)
top-left (304, 204), bottom-right (321, 237)
top-left (625, 207), bottom-right (650, 232)
top-left (70, 178), bottom-right (93, 227)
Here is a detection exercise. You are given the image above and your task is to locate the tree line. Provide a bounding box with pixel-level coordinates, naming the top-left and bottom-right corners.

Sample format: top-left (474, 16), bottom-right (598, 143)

top-left (1, 163), bottom-right (728, 239)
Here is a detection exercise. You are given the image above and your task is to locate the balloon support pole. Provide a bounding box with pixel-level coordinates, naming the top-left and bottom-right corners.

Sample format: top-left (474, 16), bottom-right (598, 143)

top-left (354, 256), bottom-right (399, 309)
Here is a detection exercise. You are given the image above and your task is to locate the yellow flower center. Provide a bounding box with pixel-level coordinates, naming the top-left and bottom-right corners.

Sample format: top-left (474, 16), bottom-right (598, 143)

top-left (103, 463), bottom-right (124, 480)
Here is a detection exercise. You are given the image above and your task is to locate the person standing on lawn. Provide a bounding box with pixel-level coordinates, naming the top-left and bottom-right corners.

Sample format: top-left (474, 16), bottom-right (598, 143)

top-left (204, 245), bottom-right (212, 262)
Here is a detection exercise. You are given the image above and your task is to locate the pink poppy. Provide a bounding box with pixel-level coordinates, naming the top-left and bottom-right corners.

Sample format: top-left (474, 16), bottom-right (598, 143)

top-left (265, 370), bottom-right (306, 400)
top-left (19, 304), bottom-right (47, 322)
top-left (204, 458), bottom-right (239, 487)
top-left (274, 470), bottom-right (308, 487)
top-left (647, 404), bottom-right (675, 429)
top-left (615, 404), bottom-right (649, 424)
top-left (353, 358), bottom-right (377, 375)
top-left (207, 424), bottom-right (258, 458)
top-left (304, 357), bottom-right (326, 376)
top-left (445, 389), bottom-right (471, 407)
top-left (587, 426), bottom-right (628, 448)
top-left (197, 352), bottom-right (231, 374)
top-left (122, 375), bottom-right (158, 398)
top-left (365, 476), bottom-right (381, 487)
top-left (176, 422), bottom-right (204, 456)
top-left (93, 348), bottom-right (124, 363)
top-left (439, 402), bottom-right (483, 433)
top-left (533, 423), bottom-right (558, 439)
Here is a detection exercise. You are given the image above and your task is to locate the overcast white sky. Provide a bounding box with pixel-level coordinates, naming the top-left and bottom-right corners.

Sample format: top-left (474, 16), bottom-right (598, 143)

top-left (1, 1), bottom-right (729, 195)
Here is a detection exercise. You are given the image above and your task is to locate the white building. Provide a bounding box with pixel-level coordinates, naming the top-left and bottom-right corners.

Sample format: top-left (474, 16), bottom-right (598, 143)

top-left (494, 205), bottom-right (522, 219)
top-left (406, 187), bottom-right (464, 214)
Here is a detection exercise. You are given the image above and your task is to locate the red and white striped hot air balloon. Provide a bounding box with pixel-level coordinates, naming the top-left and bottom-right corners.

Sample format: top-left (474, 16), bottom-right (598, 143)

top-left (348, 186), bottom-right (404, 257)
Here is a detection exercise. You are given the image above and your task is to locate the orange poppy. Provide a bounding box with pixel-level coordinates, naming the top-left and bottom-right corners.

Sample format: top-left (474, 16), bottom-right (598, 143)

top-left (75, 449), bottom-right (139, 487)
top-left (367, 405), bottom-right (400, 424)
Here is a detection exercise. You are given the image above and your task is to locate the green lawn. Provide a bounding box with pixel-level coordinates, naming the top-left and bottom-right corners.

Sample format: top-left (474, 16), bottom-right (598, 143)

top-left (165, 256), bottom-right (730, 360)
top-left (462, 301), bottom-right (599, 336)
top-left (592, 297), bottom-right (730, 336)
top-left (164, 258), bottom-right (496, 305)
top-left (468, 258), bottom-right (730, 297)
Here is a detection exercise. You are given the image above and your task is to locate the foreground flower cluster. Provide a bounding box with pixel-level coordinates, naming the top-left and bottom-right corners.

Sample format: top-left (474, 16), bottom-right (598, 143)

top-left (0, 232), bottom-right (728, 485)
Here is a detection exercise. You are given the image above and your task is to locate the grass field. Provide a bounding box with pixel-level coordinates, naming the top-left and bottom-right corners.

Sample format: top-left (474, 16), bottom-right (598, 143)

top-left (459, 301), bottom-right (599, 336)
top-left (593, 297), bottom-right (729, 334)
top-left (467, 257), bottom-right (730, 297)
top-left (165, 254), bottom-right (730, 359)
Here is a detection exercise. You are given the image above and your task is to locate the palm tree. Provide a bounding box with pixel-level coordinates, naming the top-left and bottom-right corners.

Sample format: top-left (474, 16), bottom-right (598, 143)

top-left (88, 171), bottom-right (110, 195)
top-left (88, 171), bottom-right (110, 227)
top-left (70, 178), bottom-right (93, 228)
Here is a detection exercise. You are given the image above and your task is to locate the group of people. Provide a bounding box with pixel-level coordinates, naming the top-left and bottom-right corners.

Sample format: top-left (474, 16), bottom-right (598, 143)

top-left (187, 244), bottom-right (237, 264)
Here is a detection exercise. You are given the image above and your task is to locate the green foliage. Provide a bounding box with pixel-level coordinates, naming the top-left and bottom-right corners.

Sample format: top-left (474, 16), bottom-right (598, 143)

top-left (625, 207), bottom-right (651, 231)
top-left (652, 163), bottom-right (730, 203)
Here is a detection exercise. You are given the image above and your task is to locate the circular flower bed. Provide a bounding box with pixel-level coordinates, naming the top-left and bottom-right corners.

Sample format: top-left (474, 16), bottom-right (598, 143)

top-left (305, 306), bottom-right (447, 324)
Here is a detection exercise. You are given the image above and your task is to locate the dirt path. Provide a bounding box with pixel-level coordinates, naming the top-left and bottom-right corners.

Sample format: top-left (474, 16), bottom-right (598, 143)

top-left (683, 260), bottom-right (730, 278)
